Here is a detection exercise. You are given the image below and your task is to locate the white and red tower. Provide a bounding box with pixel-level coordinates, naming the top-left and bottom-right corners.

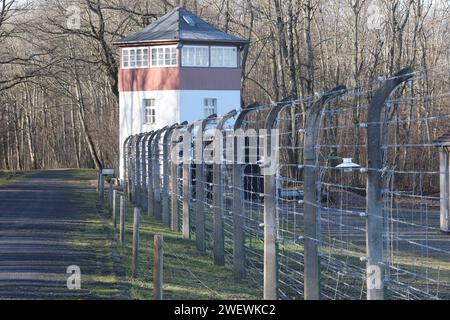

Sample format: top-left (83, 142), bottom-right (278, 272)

top-left (114, 7), bottom-right (248, 179)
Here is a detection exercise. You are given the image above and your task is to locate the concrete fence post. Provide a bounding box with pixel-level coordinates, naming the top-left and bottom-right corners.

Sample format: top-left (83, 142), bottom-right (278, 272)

top-left (365, 67), bottom-right (413, 300)
top-left (303, 85), bottom-right (347, 300)
top-left (194, 115), bottom-right (217, 251)
top-left (126, 136), bottom-right (134, 201)
top-left (262, 104), bottom-right (285, 300)
top-left (170, 127), bottom-right (182, 232)
top-left (141, 133), bottom-right (150, 211)
top-left (153, 128), bottom-right (167, 220)
top-left (120, 194), bottom-right (126, 243)
top-left (194, 122), bottom-right (206, 250)
top-left (232, 108), bottom-right (253, 280)
top-left (99, 173), bottom-right (105, 203)
top-left (147, 131), bottom-right (157, 216)
top-left (162, 125), bottom-right (178, 227)
top-left (108, 180), bottom-right (113, 215)
top-left (153, 234), bottom-right (164, 300)
top-left (113, 188), bottom-right (118, 228)
top-left (438, 147), bottom-right (450, 232)
top-left (96, 171), bottom-right (101, 193)
top-left (132, 206), bottom-right (141, 278)
top-left (182, 124), bottom-right (195, 240)
top-left (213, 110), bottom-right (236, 265)
top-left (134, 134), bottom-right (143, 206)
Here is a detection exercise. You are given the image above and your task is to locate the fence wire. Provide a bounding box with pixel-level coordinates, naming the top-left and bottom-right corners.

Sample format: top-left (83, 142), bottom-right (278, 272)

top-left (123, 66), bottom-right (450, 300)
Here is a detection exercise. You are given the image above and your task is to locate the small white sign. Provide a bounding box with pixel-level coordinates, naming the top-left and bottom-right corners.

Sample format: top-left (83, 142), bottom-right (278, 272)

top-left (102, 168), bottom-right (115, 175)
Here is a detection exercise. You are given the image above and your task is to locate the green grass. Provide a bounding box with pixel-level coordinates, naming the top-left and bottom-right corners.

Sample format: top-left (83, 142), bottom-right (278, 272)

top-left (0, 170), bottom-right (30, 185)
top-left (69, 177), bottom-right (124, 299)
top-left (69, 168), bottom-right (260, 299)
top-left (115, 203), bottom-right (261, 299)
top-left (63, 169), bottom-right (99, 187)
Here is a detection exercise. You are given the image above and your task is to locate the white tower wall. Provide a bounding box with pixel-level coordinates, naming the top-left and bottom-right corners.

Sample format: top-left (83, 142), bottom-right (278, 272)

top-left (119, 89), bottom-right (240, 180)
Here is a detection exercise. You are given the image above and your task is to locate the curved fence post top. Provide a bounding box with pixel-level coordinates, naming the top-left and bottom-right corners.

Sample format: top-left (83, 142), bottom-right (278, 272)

top-left (186, 122), bottom-right (195, 132)
top-left (233, 105), bottom-right (258, 131)
top-left (199, 113), bottom-right (217, 129)
top-left (136, 132), bottom-right (148, 146)
top-left (264, 103), bottom-right (289, 130)
top-left (154, 126), bottom-right (169, 143)
top-left (163, 123), bottom-right (180, 145)
top-left (143, 130), bottom-right (154, 139)
top-left (147, 129), bottom-right (162, 148)
top-left (368, 67), bottom-right (414, 119)
top-left (168, 121), bottom-right (189, 145)
top-left (124, 135), bottom-right (133, 148)
top-left (304, 85), bottom-right (348, 160)
top-left (127, 135), bottom-right (138, 149)
top-left (306, 85), bottom-right (347, 123)
top-left (216, 109), bottom-right (238, 131)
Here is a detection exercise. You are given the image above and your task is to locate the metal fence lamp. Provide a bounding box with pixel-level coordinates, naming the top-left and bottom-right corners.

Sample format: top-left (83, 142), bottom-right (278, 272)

top-left (336, 158), bottom-right (361, 173)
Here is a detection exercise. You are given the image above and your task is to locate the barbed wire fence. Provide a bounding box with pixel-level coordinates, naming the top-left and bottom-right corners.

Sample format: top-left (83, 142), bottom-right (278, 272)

top-left (121, 65), bottom-right (450, 300)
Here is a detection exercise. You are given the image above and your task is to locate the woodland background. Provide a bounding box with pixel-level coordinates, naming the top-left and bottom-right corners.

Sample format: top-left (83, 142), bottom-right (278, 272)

top-left (0, 0), bottom-right (449, 170)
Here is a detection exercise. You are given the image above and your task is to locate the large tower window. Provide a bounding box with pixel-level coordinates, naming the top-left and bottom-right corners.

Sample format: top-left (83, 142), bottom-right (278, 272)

top-left (122, 46), bottom-right (177, 69)
top-left (182, 46), bottom-right (209, 67)
top-left (151, 46), bottom-right (177, 67)
top-left (211, 46), bottom-right (237, 68)
top-left (122, 47), bottom-right (149, 69)
top-left (144, 99), bottom-right (156, 124)
top-left (204, 98), bottom-right (217, 117)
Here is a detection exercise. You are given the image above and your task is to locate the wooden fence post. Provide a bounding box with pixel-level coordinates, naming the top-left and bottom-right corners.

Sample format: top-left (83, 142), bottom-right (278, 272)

top-left (120, 194), bottom-right (126, 243)
top-left (153, 234), bottom-right (164, 300)
top-left (132, 207), bottom-right (141, 278)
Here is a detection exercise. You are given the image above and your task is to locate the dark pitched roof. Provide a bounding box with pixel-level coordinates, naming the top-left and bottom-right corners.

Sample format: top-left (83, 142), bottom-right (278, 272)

top-left (114, 7), bottom-right (248, 45)
top-left (434, 129), bottom-right (450, 146)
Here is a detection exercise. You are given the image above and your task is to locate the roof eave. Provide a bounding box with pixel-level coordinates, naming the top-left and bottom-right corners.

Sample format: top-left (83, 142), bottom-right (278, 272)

top-left (113, 38), bottom-right (249, 46)
top-left (180, 38), bottom-right (249, 44)
top-left (113, 38), bottom-right (180, 46)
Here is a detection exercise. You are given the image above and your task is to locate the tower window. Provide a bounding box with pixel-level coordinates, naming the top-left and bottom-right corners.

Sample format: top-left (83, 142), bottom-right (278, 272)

top-left (150, 46), bottom-right (177, 67)
top-left (211, 46), bottom-right (237, 68)
top-left (122, 47), bottom-right (149, 69)
top-left (204, 98), bottom-right (217, 117)
top-left (182, 46), bottom-right (209, 67)
top-left (144, 99), bottom-right (156, 124)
